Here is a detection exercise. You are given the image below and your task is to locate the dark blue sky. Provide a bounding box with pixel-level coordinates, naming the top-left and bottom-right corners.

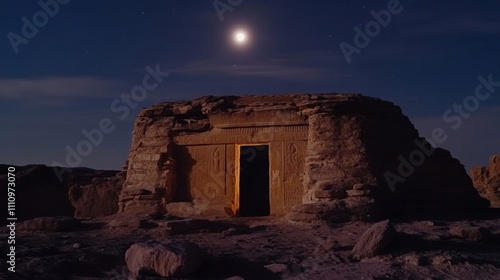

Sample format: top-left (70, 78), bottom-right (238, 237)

top-left (1, 0), bottom-right (499, 171)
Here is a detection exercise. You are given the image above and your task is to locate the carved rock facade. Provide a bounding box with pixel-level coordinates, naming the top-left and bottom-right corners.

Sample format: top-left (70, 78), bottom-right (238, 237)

top-left (119, 94), bottom-right (488, 221)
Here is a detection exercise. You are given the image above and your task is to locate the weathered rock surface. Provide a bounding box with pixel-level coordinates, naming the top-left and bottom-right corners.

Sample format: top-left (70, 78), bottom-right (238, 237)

top-left (471, 155), bottom-right (500, 208)
top-left (125, 242), bottom-right (205, 278)
top-left (352, 220), bottom-right (396, 260)
top-left (17, 216), bottom-right (80, 232)
top-left (69, 171), bottom-right (126, 218)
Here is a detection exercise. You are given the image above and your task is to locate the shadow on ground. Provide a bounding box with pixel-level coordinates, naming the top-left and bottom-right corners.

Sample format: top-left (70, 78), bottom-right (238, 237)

top-left (192, 256), bottom-right (282, 280)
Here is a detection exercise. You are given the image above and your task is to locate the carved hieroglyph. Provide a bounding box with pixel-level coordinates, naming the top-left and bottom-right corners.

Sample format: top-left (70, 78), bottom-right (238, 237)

top-left (174, 125), bottom-right (308, 145)
top-left (283, 141), bottom-right (307, 208)
top-left (179, 145), bottom-right (226, 204)
top-left (269, 142), bottom-right (284, 212)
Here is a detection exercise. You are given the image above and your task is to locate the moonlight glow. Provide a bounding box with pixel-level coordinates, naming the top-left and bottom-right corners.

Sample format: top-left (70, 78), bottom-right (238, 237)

top-left (234, 31), bottom-right (247, 44)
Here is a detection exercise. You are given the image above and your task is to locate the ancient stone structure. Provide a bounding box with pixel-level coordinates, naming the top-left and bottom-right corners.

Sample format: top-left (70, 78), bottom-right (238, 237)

top-left (119, 94), bottom-right (488, 221)
top-left (471, 155), bottom-right (500, 208)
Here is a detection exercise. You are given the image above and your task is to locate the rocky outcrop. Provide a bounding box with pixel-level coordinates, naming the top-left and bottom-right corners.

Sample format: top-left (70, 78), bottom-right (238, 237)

top-left (68, 170), bottom-right (126, 218)
top-left (125, 242), bottom-right (205, 278)
top-left (0, 164), bottom-right (118, 225)
top-left (471, 155), bottom-right (500, 208)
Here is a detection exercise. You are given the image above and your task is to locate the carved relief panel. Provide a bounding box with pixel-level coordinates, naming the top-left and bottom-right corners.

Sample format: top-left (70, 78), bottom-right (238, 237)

top-left (269, 142), bottom-right (284, 213)
top-left (225, 144), bottom-right (236, 204)
top-left (283, 141), bottom-right (307, 208)
top-left (176, 145), bottom-right (226, 204)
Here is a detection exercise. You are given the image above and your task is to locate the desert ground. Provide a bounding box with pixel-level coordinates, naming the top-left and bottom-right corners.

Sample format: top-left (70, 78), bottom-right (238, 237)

top-left (2, 212), bottom-right (500, 280)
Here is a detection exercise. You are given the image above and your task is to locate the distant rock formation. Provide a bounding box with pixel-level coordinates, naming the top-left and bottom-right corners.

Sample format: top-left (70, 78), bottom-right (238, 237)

top-left (119, 93), bottom-right (488, 221)
top-left (0, 164), bottom-right (118, 225)
top-left (471, 155), bottom-right (500, 208)
top-left (68, 170), bottom-right (126, 218)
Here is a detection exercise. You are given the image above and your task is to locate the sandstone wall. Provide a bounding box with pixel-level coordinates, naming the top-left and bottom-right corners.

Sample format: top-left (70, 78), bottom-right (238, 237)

top-left (119, 97), bottom-right (226, 215)
top-left (471, 155), bottom-right (500, 208)
top-left (304, 114), bottom-right (374, 201)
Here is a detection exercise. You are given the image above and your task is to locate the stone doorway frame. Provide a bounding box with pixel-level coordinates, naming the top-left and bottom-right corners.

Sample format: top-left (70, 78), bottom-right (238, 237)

top-left (233, 143), bottom-right (271, 216)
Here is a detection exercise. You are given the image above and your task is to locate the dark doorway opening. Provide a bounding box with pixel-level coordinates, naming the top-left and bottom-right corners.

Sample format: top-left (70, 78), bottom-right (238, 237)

top-left (239, 145), bottom-right (270, 217)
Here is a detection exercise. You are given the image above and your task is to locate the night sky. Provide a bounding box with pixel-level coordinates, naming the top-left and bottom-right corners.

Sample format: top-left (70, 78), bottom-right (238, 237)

top-left (1, 0), bottom-right (499, 171)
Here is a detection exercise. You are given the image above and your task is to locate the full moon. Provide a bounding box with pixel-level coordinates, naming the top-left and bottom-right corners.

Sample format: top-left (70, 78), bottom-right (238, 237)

top-left (234, 31), bottom-right (247, 44)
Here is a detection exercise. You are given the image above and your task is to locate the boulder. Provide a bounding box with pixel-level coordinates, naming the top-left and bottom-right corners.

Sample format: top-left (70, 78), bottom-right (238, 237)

top-left (125, 242), bottom-right (205, 278)
top-left (471, 155), bottom-right (500, 208)
top-left (17, 216), bottom-right (79, 232)
top-left (352, 220), bottom-right (396, 260)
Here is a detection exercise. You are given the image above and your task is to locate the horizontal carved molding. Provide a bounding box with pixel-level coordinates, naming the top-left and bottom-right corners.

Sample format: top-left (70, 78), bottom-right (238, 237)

top-left (216, 121), bottom-right (307, 129)
top-left (174, 126), bottom-right (308, 145)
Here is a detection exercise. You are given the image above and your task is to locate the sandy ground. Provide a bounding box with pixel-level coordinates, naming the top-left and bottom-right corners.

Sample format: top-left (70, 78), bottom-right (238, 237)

top-left (1, 215), bottom-right (500, 280)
